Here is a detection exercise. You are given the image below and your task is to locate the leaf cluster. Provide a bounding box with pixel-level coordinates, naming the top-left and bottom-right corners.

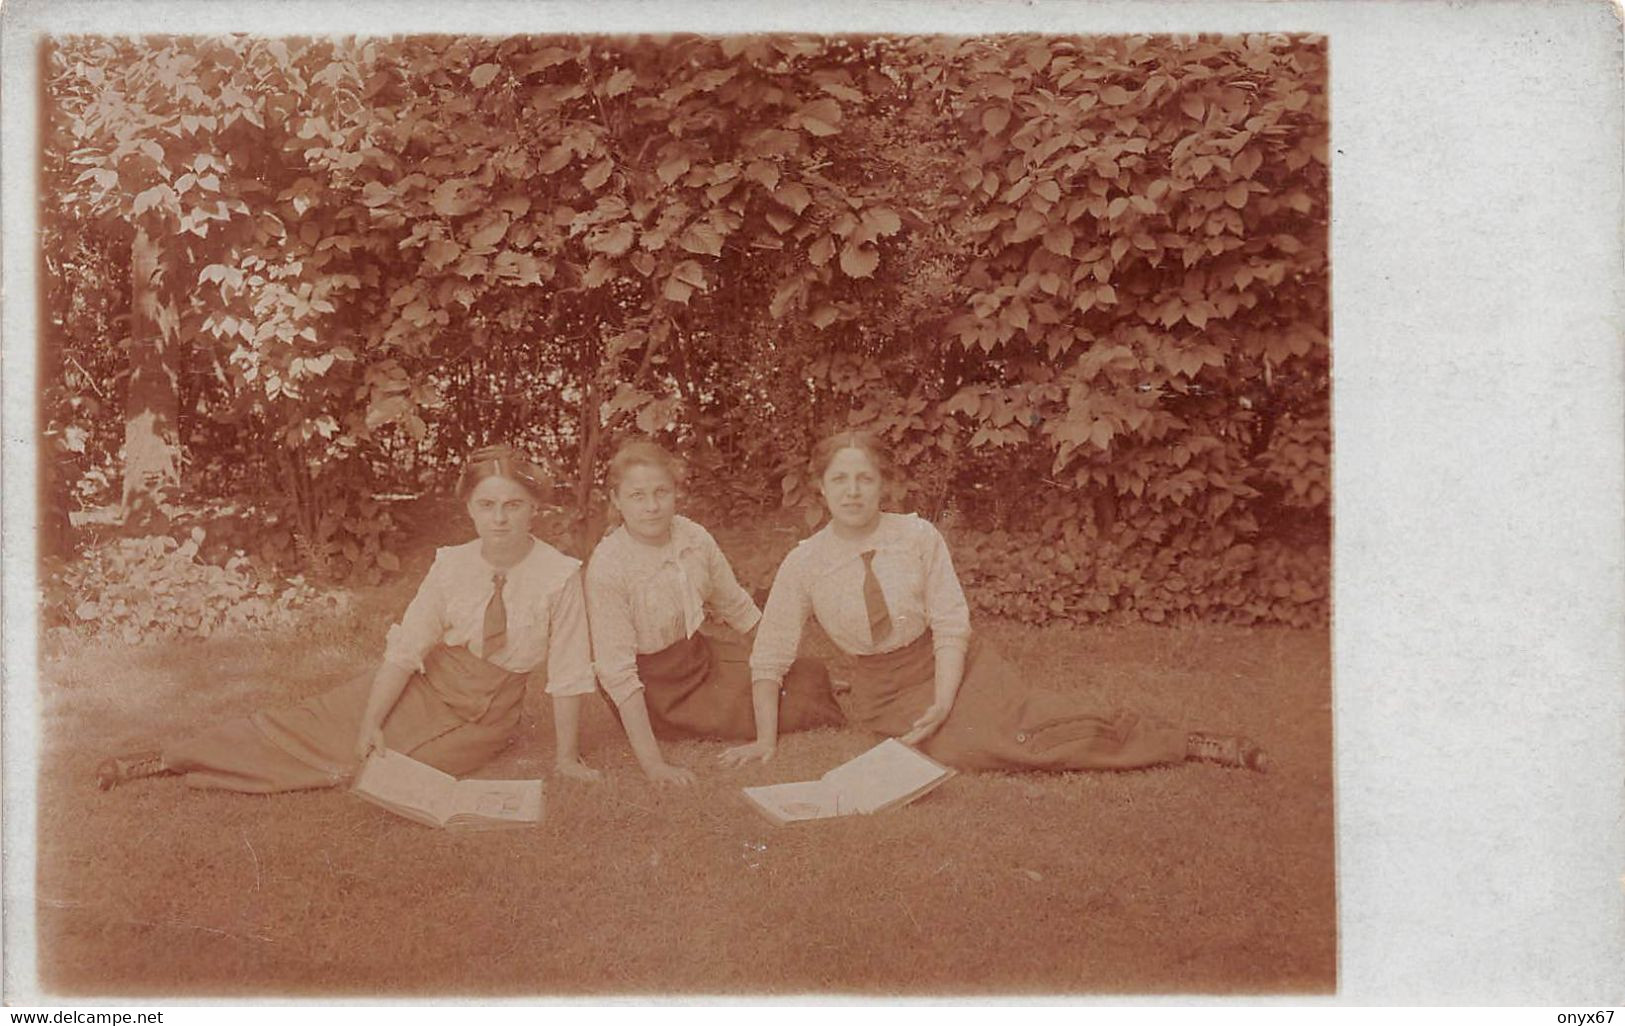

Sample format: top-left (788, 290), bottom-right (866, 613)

top-left (40, 32), bottom-right (1328, 625)
top-left (44, 527), bottom-right (351, 645)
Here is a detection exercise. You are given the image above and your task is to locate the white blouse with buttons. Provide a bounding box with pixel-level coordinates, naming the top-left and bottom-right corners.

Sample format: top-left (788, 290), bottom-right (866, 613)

top-left (749, 512), bottom-right (971, 685)
top-left (382, 538), bottom-right (597, 697)
top-left (585, 515), bottom-right (761, 707)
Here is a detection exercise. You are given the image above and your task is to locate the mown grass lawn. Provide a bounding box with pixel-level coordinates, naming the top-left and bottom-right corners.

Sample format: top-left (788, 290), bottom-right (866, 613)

top-left (33, 530), bottom-right (1334, 998)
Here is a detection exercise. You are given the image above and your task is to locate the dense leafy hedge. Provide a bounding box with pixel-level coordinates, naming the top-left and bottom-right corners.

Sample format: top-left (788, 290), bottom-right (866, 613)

top-left (42, 33), bottom-right (1327, 629)
top-left (49, 530), bottom-right (349, 645)
top-left (951, 528), bottom-right (1327, 629)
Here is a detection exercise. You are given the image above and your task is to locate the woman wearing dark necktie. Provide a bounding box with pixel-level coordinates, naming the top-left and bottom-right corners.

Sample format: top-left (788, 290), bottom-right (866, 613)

top-left (94, 445), bottom-right (605, 791)
top-left (721, 430), bottom-right (1268, 775)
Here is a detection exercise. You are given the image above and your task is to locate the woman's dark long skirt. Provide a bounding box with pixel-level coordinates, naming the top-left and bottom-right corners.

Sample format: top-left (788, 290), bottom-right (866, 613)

top-left (832, 633), bottom-right (1188, 772)
top-left (162, 645), bottom-right (528, 793)
top-left (633, 632), bottom-right (842, 741)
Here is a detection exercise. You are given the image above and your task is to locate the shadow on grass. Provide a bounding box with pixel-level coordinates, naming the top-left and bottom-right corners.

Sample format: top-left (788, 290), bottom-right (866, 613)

top-left (34, 563), bottom-right (1334, 998)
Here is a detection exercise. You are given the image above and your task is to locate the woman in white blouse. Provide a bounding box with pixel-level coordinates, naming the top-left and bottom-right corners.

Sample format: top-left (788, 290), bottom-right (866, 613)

top-left (585, 439), bottom-right (842, 784)
top-left (722, 430), bottom-right (1268, 774)
top-left (95, 445), bottom-right (604, 791)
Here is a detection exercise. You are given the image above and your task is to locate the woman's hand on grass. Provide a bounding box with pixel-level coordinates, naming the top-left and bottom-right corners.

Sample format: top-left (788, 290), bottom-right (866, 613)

top-left (643, 760), bottom-right (697, 787)
top-left (718, 739), bottom-right (776, 767)
top-left (555, 757), bottom-right (603, 783)
top-left (900, 701), bottom-right (952, 746)
top-left (354, 724), bottom-right (386, 765)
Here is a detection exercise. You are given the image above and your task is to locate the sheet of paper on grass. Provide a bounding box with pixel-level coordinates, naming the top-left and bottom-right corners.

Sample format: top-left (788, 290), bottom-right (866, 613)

top-left (351, 748), bottom-right (543, 831)
top-left (742, 738), bottom-right (955, 824)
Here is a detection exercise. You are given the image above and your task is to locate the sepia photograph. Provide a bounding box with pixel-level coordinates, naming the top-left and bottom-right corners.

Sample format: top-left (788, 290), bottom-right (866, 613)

top-left (25, 26), bottom-right (1332, 997)
top-left (5, 0), bottom-right (1621, 1011)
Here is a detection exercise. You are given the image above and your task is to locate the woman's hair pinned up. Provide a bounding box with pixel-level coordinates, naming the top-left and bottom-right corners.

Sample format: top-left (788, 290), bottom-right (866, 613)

top-left (456, 444), bottom-right (550, 503)
top-left (606, 437), bottom-right (686, 492)
top-left (809, 429), bottom-right (893, 482)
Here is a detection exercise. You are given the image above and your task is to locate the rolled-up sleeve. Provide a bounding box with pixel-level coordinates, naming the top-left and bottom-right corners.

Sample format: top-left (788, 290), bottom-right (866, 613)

top-left (702, 530), bottom-right (762, 635)
top-left (382, 551), bottom-right (449, 673)
top-left (583, 555), bottom-right (645, 707)
top-left (920, 522), bottom-right (971, 659)
top-left (749, 547), bottom-right (810, 683)
top-left (544, 569), bottom-right (598, 698)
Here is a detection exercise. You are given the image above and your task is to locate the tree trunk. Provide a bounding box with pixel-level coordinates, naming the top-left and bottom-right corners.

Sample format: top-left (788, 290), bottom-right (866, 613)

top-left (570, 347), bottom-right (606, 560)
top-left (120, 221), bottom-right (181, 526)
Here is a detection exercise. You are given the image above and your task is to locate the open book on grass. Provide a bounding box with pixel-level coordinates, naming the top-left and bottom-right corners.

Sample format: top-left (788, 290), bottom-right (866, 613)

top-left (741, 738), bottom-right (955, 825)
top-left (351, 748), bottom-right (543, 831)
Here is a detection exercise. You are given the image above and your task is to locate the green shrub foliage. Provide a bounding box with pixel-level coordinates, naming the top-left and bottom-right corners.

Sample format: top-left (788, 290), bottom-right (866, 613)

top-left (48, 529), bottom-right (350, 645)
top-left (42, 33), bottom-right (1327, 628)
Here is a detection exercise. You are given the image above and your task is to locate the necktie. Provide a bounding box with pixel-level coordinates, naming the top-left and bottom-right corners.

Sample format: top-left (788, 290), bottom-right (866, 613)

top-left (860, 550), bottom-right (893, 646)
top-left (483, 570), bottom-right (508, 658)
top-left (672, 555), bottom-right (705, 639)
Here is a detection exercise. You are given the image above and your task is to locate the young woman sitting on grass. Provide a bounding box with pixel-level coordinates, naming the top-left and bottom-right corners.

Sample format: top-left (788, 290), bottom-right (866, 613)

top-left (96, 444), bottom-right (606, 791)
top-left (585, 439), bottom-right (842, 785)
top-left (719, 430), bottom-right (1268, 775)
